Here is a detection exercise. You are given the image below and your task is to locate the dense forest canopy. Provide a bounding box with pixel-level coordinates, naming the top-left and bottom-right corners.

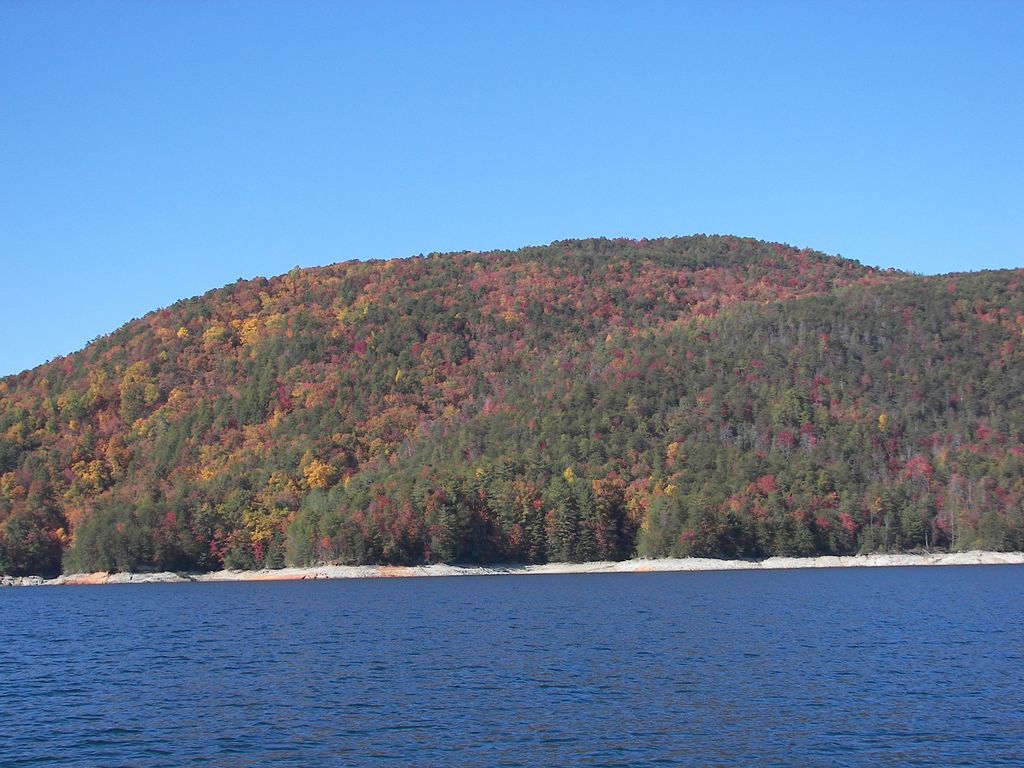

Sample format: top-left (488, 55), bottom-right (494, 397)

top-left (1, 236), bottom-right (1022, 576)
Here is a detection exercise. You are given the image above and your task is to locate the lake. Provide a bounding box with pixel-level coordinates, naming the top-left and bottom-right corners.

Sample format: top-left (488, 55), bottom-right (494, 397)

top-left (2, 566), bottom-right (1023, 766)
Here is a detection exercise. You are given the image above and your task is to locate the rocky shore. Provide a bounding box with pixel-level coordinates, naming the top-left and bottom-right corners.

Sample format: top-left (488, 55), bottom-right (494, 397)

top-left (3, 550), bottom-right (1023, 587)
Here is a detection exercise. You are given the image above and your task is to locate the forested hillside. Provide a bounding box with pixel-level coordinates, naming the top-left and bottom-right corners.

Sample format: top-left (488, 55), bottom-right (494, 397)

top-left (1, 236), bottom-right (1022, 576)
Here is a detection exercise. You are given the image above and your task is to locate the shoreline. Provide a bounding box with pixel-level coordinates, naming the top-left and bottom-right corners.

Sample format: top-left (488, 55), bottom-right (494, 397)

top-left (3, 550), bottom-right (1024, 587)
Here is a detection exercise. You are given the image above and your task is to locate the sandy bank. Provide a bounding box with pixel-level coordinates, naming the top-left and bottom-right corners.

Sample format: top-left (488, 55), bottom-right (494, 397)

top-left (3, 550), bottom-right (1023, 587)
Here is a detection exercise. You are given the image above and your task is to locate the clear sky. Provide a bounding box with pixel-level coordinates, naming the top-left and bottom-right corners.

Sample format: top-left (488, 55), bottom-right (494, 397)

top-left (2, 1), bottom-right (1021, 376)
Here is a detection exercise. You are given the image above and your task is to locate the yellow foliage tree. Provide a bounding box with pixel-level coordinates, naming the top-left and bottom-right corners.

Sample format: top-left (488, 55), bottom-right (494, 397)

top-left (120, 361), bottom-right (160, 424)
top-left (243, 506), bottom-right (291, 548)
top-left (304, 459), bottom-right (336, 490)
top-left (71, 459), bottom-right (111, 495)
top-left (265, 313), bottom-right (287, 333)
top-left (666, 441), bottom-right (682, 466)
top-left (239, 316), bottom-right (261, 347)
top-left (202, 325), bottom-right (230, 347)
top-left (0, 472), bottom-right (25, 500)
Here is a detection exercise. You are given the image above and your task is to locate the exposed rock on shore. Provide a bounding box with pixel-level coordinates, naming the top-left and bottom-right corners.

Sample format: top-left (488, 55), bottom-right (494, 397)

top-left (4, 551), bottom-right (1023, 587)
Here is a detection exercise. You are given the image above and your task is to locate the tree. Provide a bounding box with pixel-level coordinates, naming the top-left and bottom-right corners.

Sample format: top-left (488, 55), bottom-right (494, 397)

top-left (0, 504), bottom-right (65, 577)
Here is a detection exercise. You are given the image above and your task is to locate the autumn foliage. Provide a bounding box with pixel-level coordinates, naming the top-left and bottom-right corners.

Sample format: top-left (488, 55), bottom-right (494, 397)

top-left (1, 236), bottom-right (1022, 575)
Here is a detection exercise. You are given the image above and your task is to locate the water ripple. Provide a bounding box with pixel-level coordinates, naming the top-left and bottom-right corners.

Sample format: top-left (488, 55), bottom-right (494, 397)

top-left (2, 566), bottom-right (1023, 765)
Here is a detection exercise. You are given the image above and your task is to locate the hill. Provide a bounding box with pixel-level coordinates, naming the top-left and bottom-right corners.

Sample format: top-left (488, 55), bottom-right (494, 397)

top-left (1, 236), bottom-right (1022, 576)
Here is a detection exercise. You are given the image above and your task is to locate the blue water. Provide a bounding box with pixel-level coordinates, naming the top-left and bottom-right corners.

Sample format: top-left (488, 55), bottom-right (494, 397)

top-left (2, 566), bottom-right (1023, 766)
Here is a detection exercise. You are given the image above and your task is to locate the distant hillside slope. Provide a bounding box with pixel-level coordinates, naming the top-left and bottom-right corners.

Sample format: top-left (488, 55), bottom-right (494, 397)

top-left (1, 236), bottom-right (1021, 576)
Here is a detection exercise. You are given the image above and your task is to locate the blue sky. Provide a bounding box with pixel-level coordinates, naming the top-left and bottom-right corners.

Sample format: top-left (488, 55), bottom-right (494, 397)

top-left (2, 0), bottom-right (1021, 376)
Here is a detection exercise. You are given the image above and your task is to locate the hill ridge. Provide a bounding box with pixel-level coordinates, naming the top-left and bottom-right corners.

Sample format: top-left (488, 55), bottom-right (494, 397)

top-left (1, 236), bottom-right (1020, 576)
